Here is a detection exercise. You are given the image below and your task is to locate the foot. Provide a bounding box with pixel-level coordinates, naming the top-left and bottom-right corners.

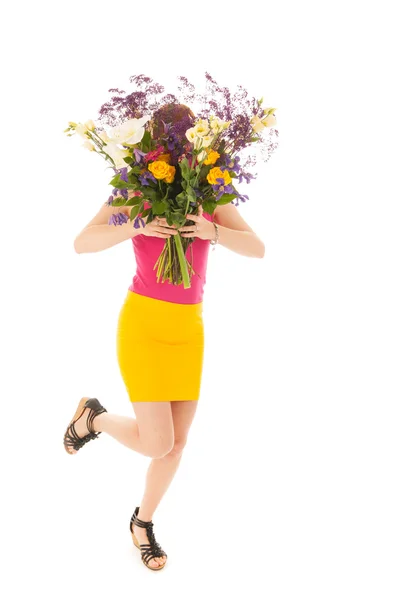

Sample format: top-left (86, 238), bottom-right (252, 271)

top-left (67, 408), bottom-right (93, 454)
top-left (133, 523), bottom-right (167, 569)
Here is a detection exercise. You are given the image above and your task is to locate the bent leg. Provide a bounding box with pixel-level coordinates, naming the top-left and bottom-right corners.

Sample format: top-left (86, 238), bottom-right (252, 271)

top-left (93, 401), bottom-right (174, 458)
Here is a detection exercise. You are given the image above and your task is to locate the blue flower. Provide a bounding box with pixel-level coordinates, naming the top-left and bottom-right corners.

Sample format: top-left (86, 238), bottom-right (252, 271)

top-left (133, 148), bottom-right (146, 164)
top-left (119, 167), bottom-right (128, 182)
top-left (108, 212), bottom-right (129, 226)
top-left (133, 217), bottom-right (146, 229)
top-left (221, 154), bottom-right (241, 174)
top-left (238, 171), bottom-right (255, 184)
top-left (212, 179), bottom-right (235, 201)
top-left (138, 171), bottom-right (157, 186)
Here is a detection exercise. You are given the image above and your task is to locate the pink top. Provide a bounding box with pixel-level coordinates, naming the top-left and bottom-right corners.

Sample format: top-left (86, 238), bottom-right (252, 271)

top-left (128, 202), bottom-right (214, 304)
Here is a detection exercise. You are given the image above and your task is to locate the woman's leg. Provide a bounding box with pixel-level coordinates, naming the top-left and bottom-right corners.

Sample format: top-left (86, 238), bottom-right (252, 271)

top-left (71, 399), bottom-right (174, 458)
top-left (133, 399), bottom-right (199, 568)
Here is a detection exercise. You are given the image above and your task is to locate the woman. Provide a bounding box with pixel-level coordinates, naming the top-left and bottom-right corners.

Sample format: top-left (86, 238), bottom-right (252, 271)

top-left (63, 104), bottom-right (266, 571)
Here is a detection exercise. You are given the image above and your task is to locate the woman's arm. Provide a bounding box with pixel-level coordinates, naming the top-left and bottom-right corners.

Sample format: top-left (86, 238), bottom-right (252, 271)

top-left (74, 203), bottom-right (140, 254)
top-left (213, 203), bottom-right (265, 258)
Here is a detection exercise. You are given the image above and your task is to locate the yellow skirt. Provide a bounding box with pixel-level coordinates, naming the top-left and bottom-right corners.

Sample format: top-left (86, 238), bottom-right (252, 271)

top-left (116, 290), bottom-right (205, 402)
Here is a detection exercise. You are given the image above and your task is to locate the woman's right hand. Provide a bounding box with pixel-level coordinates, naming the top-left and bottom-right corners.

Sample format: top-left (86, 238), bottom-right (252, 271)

top-left (140, 215), bottom-right (179, 239)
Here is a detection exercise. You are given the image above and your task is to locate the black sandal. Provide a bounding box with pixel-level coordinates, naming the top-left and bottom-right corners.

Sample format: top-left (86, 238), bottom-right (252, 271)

top-left (63, 397), bottom-right (107, 455)
top-left (129, 507), bottom-right (168, 570)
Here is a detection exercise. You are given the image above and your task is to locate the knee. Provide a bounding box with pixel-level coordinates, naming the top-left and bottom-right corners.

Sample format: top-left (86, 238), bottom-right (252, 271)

top-left (142, 435), bottom-right (174, 459)
top-left (164, 437), bottom-right (187, 459)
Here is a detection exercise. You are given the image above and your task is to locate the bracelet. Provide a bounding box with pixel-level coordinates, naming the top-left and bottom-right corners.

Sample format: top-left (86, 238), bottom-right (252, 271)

top-left (210, 222), bottom-right (219, 246)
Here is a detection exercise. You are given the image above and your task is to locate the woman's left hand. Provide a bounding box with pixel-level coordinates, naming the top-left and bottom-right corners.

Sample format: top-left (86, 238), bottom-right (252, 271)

top-left (178, 205), bottom-right (214, 241)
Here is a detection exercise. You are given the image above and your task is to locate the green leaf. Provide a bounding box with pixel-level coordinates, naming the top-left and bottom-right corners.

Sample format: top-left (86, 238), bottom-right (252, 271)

top-left (123, 156), bottom-right (133, 165)
top-left (141, 131), bottom-right (151, 152)
top-left (110, 197), bottom-right (127, 207)
top-left (129, 204), bottom-right (141, 220)
top-left (202, 200), bottom-right (217, 215)
top-left (217, 193), bottom-right (237, 205)
top-left (152, 200), bottom-right (168, 215)
top-left (125, 195), bottom-right (143, 206)
top-left (143, 188), bottom-right (161, 202)
top-left (141, 207), bottom-right (151, 218)
top-left (179, 158), bottom-right (191, 181)
top-left (186, 186), bottom-right (196, 202)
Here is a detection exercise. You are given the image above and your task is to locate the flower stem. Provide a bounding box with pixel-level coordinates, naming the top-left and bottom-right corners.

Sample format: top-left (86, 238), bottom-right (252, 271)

top-left (174, 233), bottom-right (191, 289)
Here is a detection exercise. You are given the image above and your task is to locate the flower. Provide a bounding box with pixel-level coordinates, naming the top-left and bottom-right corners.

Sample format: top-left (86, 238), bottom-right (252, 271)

top-left (251, 110), bottom-right (277, 133)
top-left (157, 153), bottom-right (171, 164)
top-left (250, 115), bottom-right (265, 133)
top-left (164, 165), bottom-right (176, 183)
top-left (102, 142), bottom-right (131, 169)
top-left (144, 145), bottom-right (165, 163)
top-left (108, 212), bottom-right (129, 226)
top-left (212, 179), bottom-right (235, 201)
top-left (200, 135), bottom-right (213, 148)
top-left (148, 161), bottom-right (175, 183)
top-left (84, 119), bottom-right (96, 131)
top-left (193, 120), bottom-right (210, 137)
top-left (82, 140), bottom-right (95, 151)
top-left (98, 130), bottom-right (111, 143)
top-left (220, 154), bottom-right (241, 173)
top-left (204, 150), bottom-right (220, 165)
top-left (75, 123), bottom-right (89, 139)
top-left (148, 160), bottom-right (172, 180)
top-left (209, 116), bottom-right (230, 134)
top-left (262, 112), bottom-right (277, 127)
top-left (207, 167), bottom-right (232, 186)
top-left (138, 170), bottom-right (157, 186)
top-left (185, 127), bottom-right (202, 150)
top-left (118, 166), bottom-right (129, 182)
top-left (108, 115), bottom-right (150, 146)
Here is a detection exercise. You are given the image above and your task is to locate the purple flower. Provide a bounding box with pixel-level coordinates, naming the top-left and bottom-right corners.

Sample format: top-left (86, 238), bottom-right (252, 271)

top-left (212, 178), bottom-right (235, 201)
top-left (133, 217), bottom-right (146, 229)
top-left (112, 187), bottom-right (128, 199)
top-left (233, 193), bottom-right (249, 206)
top-left (238, 171), bottom-right (255, 184)
top-left (119, 167), bottom-right (128, 182)
top-left (220, 154), bottom-right (241, 174)
top-left (134, 148), bottom-right (146, 164)
top-left (108, 212), bottom-right (129, 226)
top-left (106, 195), bottom-right (114, 206)
top-left (138, 171), bottom-right (157, 186)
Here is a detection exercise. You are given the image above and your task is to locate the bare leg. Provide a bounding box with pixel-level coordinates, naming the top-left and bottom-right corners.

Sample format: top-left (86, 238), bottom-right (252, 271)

top-left (133, 400), bottom-right (199, 568)
top-left (72, 399), bottom-right (174, 458)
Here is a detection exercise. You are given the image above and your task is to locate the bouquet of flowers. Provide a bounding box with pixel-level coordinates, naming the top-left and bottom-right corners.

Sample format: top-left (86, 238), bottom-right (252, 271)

top-left (64, 73), bottom-right (279, 288)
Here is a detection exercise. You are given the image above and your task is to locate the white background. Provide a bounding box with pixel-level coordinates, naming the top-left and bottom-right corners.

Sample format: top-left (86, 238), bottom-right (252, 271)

top-left (1, 1), bottom-right (399, 598)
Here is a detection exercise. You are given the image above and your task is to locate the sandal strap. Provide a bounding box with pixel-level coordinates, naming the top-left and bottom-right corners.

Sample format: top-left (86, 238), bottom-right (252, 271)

top-left (84, 398), bottom-right (107, 434)
top-left (130, 507), bottom-right (167, 562)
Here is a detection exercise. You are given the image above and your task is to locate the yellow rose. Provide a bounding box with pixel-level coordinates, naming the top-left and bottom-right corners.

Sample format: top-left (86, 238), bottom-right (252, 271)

top-left (148, 160), bottom-right (171, 180)
top-left (157, 153), bottom-right (171, 164)
top-left (164, 165), bottom-right (176, 184)
top-left (204, 150), bottom-right (220, 165)
top-left (207, 167), bottom-right (232, 186)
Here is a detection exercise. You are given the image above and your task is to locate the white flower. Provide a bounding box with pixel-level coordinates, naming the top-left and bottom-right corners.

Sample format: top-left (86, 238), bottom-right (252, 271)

top-left (84, 119), bottom-right (96, 131)
top-left (209, 116), bottom-right (230, 134)
top-left (108, 115), bottom-right (150, 146)
top-left (200, 135), bottom-right (213, 148)
top-left (185, 128), bottom-right (203, 150)
top-left (262, 113), bottom-right (277, 127)
top-left (75, 123), bottom-right (89, 139)
top-left (197, 150), bottom-right (207, 161)
top-left (102, 142), bottom-right (131, 169)
top-left (250, 115), bottom-right (265, 133)
top-left (251, 112), bottom-right (277, 133)
top-left (82, 141), bottom-right (95, 151)
top-left (193, 120), bottom-right (210, 137)
top-left (98, 130), bottom-right (110, 143)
